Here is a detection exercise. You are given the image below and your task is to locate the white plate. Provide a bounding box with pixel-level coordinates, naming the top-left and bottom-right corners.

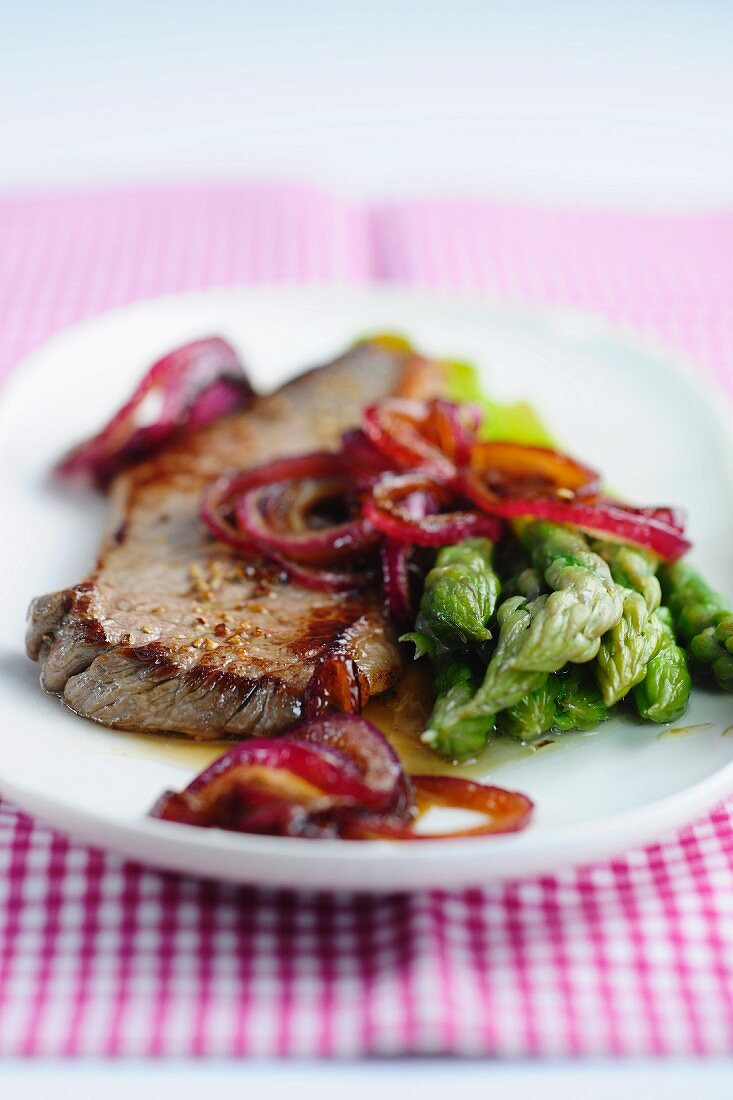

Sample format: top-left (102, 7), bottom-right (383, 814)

top-left (1, 285), bottom-right (732, 891)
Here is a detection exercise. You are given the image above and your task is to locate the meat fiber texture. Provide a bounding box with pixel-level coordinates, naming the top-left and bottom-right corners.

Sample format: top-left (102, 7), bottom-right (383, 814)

top-left (27, 341), bottom-right (445, 739)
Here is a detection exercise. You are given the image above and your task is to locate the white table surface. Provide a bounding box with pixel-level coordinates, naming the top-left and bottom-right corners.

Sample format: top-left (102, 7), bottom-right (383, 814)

top-left (1, 0), bottom-right (731, 1092)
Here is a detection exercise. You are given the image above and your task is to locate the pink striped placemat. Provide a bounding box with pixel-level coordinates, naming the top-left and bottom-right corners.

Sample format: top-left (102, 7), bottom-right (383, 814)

top-left (1, 182), bottom-right (732, 1057)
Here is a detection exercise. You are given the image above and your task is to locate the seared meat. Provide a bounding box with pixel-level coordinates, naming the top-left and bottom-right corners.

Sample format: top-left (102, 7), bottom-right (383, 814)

top-left (27, 341), bottom-right (445, 739)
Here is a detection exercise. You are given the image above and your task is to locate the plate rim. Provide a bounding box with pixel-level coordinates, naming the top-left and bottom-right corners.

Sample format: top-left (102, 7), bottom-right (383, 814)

top-left (2, 282), bottom-right (732, 888)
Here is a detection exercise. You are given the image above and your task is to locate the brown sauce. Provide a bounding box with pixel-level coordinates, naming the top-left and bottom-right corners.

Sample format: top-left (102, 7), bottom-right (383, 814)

top-left (102, 664), bottom-right (544, 779)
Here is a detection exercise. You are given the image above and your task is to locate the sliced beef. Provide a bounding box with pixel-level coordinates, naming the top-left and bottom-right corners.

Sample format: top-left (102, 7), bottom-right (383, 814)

top-left (27, 341), bottom-right (445, 739)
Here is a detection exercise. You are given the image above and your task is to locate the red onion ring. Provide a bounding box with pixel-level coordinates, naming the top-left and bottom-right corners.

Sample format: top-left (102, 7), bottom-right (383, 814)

top-left (200, 458), bottom-right (376, 591)
top-left (365, 471), bottom-right (503, 546)
top-left (430, 399), bottom-right (482, 467)
top-left (149, 723), bottom-right (533, 840)
top-left (151, 737), bottom-right (397, 827)
top-left (235, 473), bottom-right (379, 565)
top-left (362, 398), bottom-right (460, 480)
top-left (340, 428), bottom-right (397, 481)
top-left (341, 775), bottom-right (534, 839)
top-left (57, 337), bottom-right (254, 489)
top-left (467, 440), bottom-right (600, 500)
top-left (289, 715), bottom-right (409, 814)
top-left (461, 475), bottom-right (690, 561)
top-left (380, 540), bottom-right (414, 630)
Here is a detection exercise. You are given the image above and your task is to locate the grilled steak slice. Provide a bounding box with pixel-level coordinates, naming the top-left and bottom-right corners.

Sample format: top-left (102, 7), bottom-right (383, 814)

top-left (27, 341), bottom-right (446, 739)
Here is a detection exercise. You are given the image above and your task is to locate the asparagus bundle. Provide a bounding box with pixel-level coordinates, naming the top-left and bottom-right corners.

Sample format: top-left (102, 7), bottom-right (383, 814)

top-left (422, 523), bottom-right (624, 759)
top-left (407, 524), bottom-right (718, 759)
top-left (371, 362), bottom-right (729, 762)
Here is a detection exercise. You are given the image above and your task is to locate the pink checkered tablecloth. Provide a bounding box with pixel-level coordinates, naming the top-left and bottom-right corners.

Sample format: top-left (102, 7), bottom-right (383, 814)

top-left (1, 183), bottom-right (733, 1057)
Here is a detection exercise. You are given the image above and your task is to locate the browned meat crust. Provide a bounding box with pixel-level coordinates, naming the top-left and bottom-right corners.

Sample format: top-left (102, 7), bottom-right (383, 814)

top-left (26, 341), bottom-right (445, 739)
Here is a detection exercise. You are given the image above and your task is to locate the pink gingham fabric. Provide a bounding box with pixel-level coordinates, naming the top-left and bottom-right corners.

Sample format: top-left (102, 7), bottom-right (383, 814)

top-left (1, 182), bottom-right (733, 1057)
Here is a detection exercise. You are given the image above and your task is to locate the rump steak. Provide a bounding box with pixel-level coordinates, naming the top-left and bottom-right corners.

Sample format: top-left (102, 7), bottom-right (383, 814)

top-left (27, 340), bottom-right (445, 739)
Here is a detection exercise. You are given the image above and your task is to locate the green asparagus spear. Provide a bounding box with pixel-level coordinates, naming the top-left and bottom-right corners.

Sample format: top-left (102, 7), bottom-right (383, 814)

top-left (501, 565), bottom-right (544, 602)
top-left (554, 667), bottom-right (616, 731)
top-left (593, 542), bottom-right (661, 615)
top-left (423, 524), bottom-right (624, 759)
top-left (634, 607), bottom-right (692, 722)
top-left (661, 559), bottom-right (727, 639)
top-left (497, 673), bottom-right (560, 741)
top-left (402, 538), bottom-right (499, 658)
top-left (661, 560), bottom-right (733, 691)
top-left (513, 522), bottom-right (624, 669)
top-left (594, 590), bottom-right (661, 705)
top-left (499, 666), bottom-right (615, 741)
top-left (423, 596), bottom-right (544, 758)
top-left (425, 658), bottom-right (492, 762)
top-left (591, 541), bottom-right (663, 705)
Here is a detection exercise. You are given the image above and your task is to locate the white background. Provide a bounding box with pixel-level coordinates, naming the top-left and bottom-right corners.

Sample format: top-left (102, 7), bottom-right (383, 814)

top-left (1, 0), bottom-right (732, 1094)
top-left (1, 0), bottom-right (732, 207)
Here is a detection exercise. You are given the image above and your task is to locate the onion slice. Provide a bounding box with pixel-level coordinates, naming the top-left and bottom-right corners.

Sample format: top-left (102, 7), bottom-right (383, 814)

top-left (149, 721), bottom-right (533, 841)
top-left (362, 398), bottom-right (470, 480)
top-left (303, 655), bottom-right (363, 719)
top-left (365, 471), bottom-right (503, 546)
top-left (289, 715), bottom-right (408, 813)
top-left (200, 458), bottom-right (376, 591)
top-left (57, 337), bottom-right (254, 488)
top-left (340, 428), bottom-right (397, 482)
top-left (151, 736), bottom-right (402, 836)
top-left (462, 476), bottom-right (690, 561)
top-left (380, 540), bottom-right (415, 630)
top-left (467, 440), bottom-right (600, 500)
top-left (342, 776), bottom-right (534, 840)
top-left (234, 463), bottom-right (379, 565)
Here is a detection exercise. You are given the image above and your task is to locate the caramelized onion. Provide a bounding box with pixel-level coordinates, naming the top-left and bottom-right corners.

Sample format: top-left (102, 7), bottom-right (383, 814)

top-left (57, 337), bottom-right (254, 489)
top-left (341, 776), bottom-right (534, 839)
top-left (150, 719), bottom-right (533, 841)
top-left (365, 471), bottom-right (503, 546)
top-left (289, 715), bottom-right (408, 813)
top-left (235, 474), bottom-right (379, 565)
top-left (361, 397), bottom-right (482, 478)
top-left (430, 399), bottom-right (482, 466)
top-left (380, 539), bottom-right (415, 630)
top-left (466, 440), bottom-right (600, 501)
top-left (303, 654), bottom-right (362, 719)
top-left (340, 428), bottom-right (396, 482)
top-left (462, 484), bottom-right (690, 562)
top-left (200, 457), bottom-right (376, 590)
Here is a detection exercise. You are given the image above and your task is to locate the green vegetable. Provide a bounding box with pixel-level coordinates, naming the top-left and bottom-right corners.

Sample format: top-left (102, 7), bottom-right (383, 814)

top-left (588, 541), bottom-right (662, 705)
top-left (402, 538), bottom-right (499, 659)
top-left (444, 359), bottom-right (554, 447)
top-left (593, 542), bottom-right (661, 615)
top-left (594, 589), bottom-right (661, 705)
top-left (554, 667), bottom-right (616, 731)
top-left (497, 674), bottom-right (560, 741)
top-left (634, 607), bottom-right (692, 722)
top-left (499, 666), bottom-right (616, 741)
top-left (424, 524), bottom-right (624, 759)
top-left (661, 560), bottom-right (733, 691)
top-left (423, 596), bottom-right (542, 759)
top-left (423, 658), bottom-right (490, 762)
top-left (501, 565), bottom-right (544, 602)
top-left (514, 522), bottom-right (624, 668)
